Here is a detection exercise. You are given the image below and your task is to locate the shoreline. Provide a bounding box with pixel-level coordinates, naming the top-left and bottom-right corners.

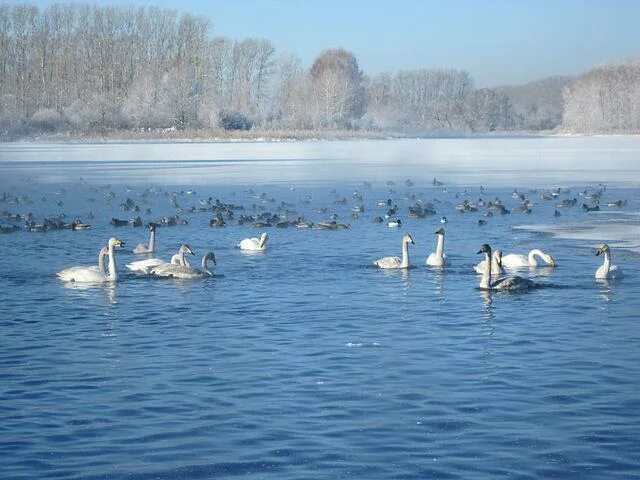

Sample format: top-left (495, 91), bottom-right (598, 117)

top-left (2, 129), bottom-right (639, 144)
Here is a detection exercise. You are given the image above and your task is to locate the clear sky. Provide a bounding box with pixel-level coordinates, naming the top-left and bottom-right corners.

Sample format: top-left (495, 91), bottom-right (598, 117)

top-left (5, 0), bottom-right (640, 86)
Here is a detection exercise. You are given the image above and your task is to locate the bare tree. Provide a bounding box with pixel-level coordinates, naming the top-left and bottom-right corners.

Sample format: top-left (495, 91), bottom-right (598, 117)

top-left (310, 48), bottom-right (364, 128)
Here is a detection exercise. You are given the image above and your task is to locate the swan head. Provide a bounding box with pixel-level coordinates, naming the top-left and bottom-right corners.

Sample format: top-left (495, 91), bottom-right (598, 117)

top-left (259, 232), bottom-right (269, 248)
top-left (108, 237), bottom-right (125, 248)
top-left (403, 234), bottom-right (415, 245)
top-left (477, 243), bottom-right (492, 255)
top-left (595, 244), bottom-right (610, 256)
top-left (205, 251), bottom-right (217, 265)
top-left (180, 244), bottom-right (195, 255)
top-left (435, 227), bottom-right (445, 236)
top-left (547, 255), bottom-right (556, 266)
top-left (148, 223), bottom-right (156, 232)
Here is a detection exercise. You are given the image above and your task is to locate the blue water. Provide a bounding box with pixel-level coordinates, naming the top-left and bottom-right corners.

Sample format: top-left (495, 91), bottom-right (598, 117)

top-left (1, 139), bottom-right (639, 479)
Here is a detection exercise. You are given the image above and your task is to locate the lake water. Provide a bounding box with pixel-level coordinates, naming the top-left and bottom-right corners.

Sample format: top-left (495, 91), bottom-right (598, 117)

top-left (1, 138), bottom-right (639, 479)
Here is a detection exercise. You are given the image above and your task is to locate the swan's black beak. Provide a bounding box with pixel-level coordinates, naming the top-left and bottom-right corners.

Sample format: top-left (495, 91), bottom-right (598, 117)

top-left (476, 249), bottom-right (483, 254)
top-left (595, 249), bottom-right (601, 256)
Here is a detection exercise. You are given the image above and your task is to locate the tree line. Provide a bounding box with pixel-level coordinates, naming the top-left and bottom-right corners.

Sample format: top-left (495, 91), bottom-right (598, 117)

top-left (1, 3), bottom-right (638, 138)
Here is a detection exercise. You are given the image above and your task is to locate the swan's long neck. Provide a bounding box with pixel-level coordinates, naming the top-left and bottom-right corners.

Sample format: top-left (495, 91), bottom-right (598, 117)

top-left (528, 249), bottom-right (544, 266)
top-left (601, 250), bottom-right (611, 274)
top-left (148, 229), bottom-right (155, 252)
top-left (491, 252), bottom-right (501, 272)
top-left (480, 251), bottom-right (491, 289)
top-left (401, 240), bottom-right (410, 268)
top-left (98, 249), bottom-right (108, 275)
top-left (107, 243), bottom-right (118, 281)
top-left (177, 250), bottom-right (189, 267)
top-left (202, 256), bottom-right (213, 276)
top-left (435, 234), bottom-right (444, 259)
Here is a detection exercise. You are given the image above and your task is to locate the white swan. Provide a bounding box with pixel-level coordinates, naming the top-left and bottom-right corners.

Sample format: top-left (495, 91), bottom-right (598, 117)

top-left (150, 252), bottom-right (216, 279)
top-left (238, 232), bottom-right (268, 251)
top-left (595, 243), bottom-right (624, 279)
top-left (126, 244), bottom-right (194, 272)
top-left (501, 248), bottom-right (555, 268)
top-left (133, 223), bottom-right (156, 254)
top-left (477, 244), bottom-right (535, 291)
top-left (58, 237), bottom-right (124, 283)
top-left (426, 227), bottom-right (450, 267)
top-left (374, 233), bottom-right (415, 269)
top-left (474, 249), bottom-right (505, 275)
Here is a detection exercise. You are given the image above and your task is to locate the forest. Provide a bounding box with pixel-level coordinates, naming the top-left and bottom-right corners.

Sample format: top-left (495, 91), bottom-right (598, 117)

top-left (1, 3), bottom-right (639, 139)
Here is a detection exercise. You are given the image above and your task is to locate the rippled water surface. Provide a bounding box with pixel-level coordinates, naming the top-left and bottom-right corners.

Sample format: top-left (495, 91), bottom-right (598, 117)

top-left (1, 138), bottom-right (639, 479)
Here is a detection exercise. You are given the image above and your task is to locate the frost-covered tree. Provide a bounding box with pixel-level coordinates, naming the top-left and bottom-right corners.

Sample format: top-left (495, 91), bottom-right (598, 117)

top-left (310, 48), bottom-right (364, 128)
top-left (563, 59), bottom-right (640, 133)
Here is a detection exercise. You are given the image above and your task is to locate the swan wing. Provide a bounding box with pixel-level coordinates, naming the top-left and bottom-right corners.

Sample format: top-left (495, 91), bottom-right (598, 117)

top-left (133, 243), bottom-right (150, 253)
top-left (126, 258), bottom-right (164, 272)
top-left (150, 263), bottom-right (201, 278)
top-left (426, 252), bottom-right (449, 267)
top-left (374, 256), bottom-right (402, 269)
top-left (58, 266), bottom-right (107, 283)
top-left (609, 265), bottom-right (624, 278)
top-left (500, 253), bottom-right (529, 268)
top-left (492, 275), bottom-right (534, 291)
top-left (238, 238), bottom-right (262, 250)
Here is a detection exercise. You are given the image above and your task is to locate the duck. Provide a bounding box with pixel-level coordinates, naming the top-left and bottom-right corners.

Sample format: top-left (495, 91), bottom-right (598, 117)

top-left (476, 244), bottom-right (535, 291)
top-left (387, 219), bottom-right (401, 228)
top-left (374, 234), bottom-right (415, 269)
top-left (238, 232), bottom-right (268, 251)
top-left (595, 243), bottom-right (624, 279)
top-left (426, 227), bottom-right (450, 267)
top-left (133, 223), bottom-right (156, 253)
top-left (150, 252), bottom-right (216, 279)
top-left (58, 237), bottom-right (124, 283)
top-left (501, 249), bottom-right (555, 268)
top-left (474, 249), bottom-right (505, 275)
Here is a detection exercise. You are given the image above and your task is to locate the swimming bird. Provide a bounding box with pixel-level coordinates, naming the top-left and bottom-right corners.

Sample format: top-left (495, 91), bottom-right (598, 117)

top-left (501, 249), bottom-right (555, 268)
top-left (595, 243), bottom-right (624, 279)
top-left (150, 252), bottom-right (216, 279)
top-left (238, 232), bottom-right (268, 251)
top-left (477, 244), bottom-right (535, 291)
top-left (126, 244), bottom-right (194, 272)
top-left (426, 227), bottom-right (450, 267)
top-left (58, 237), bottom-right (124, 283)
top-left (387, 219), bottom-right (401, 228)
top-left (133, 223), bottom-right (156, 254)
top-left (374, 234), bottom-right (415, 269)
top-left (474, 249), bottom-right (505, 275)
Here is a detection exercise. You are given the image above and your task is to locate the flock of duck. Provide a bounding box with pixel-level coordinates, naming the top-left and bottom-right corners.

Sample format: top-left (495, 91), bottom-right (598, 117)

top-left (56, 220), bottom-right (624, 291)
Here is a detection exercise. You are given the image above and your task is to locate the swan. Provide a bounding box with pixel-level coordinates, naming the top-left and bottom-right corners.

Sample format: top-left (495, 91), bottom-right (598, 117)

top-left (595, 243), bottom-right (624, 279)
top-left (133, 223), bottom-right (156, 253)
top-left (477, 244), bottom-right (535, 291)
top-left (237, 232), bottom-right (268, 251)
top-left (126, 244), bottom-right (194, 272)
top-left (150, 252), bottom-right (216, 279)
top-left (58, 237), bottom-right (124, 283)
top-left (426, 227), bottom-right (450, 267)
top-left (374, 234), bottom-right (415, 269)
top-left (474, 249), bottom-right (505, 275)
top-left (501, 248), bottom-right (555, 268)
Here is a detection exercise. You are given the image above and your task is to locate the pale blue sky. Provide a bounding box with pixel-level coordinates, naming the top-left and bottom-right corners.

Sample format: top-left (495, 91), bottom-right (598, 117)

top-left (6, 0), bottom-right (640, 86)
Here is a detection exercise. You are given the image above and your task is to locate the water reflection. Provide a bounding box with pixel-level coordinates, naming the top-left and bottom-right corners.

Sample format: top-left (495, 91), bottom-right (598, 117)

top-left (479, 289), bottom-right (494, 320)
top-left (61, 280), bottom-right (118, 304)
top-left (596, 278), bottom-right (614, 303)
top-left (431, 269), bottom-right (445, 297)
